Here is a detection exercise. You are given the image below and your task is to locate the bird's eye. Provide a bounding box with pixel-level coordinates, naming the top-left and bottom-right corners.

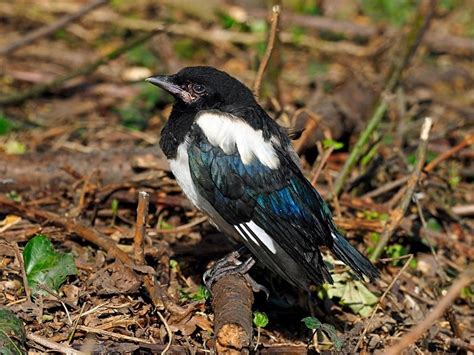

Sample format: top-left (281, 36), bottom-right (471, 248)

top-left (192, 83), bottom-right (206, 94)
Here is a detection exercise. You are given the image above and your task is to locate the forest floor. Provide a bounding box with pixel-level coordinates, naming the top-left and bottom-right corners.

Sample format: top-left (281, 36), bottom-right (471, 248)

top-left (0, 0), bottom-right (473, 354)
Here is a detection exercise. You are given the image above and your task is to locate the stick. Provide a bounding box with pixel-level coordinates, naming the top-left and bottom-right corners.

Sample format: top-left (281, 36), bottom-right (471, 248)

top-left (12, 243), bottom-right (32, 302)
top-left (0, 0), bottom-right (107, 55)
top-left (424, 133), bottom-right (474, 172)
top-left (384, 264), bottom-right (474, 355)
top-left (332, 0), bottom-right (436, 197)
top-left (212, 274), bottom-right (254, 354)
top-left (27, 333), bottom-right (85, 355)
top-left (253, 5), bottom-right (281, 97)
top-left (370, 117), bottom-right (433, 261)
top-left (0, 29), bottom-right (160, 106)
top-left (133, 191), bottom-right (149, 265)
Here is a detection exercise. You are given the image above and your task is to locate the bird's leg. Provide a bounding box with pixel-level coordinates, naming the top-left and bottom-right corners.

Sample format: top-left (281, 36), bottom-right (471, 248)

top-left (203, 247), bottom-right (269, 297)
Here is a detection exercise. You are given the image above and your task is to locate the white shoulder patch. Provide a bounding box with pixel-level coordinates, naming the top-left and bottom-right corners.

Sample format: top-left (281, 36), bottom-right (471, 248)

top-left (196, 111), bottom-right (280, 169)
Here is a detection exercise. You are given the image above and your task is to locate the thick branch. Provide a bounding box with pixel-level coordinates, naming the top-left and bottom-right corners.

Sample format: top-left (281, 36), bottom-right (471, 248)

top-left (212, 275), bottom-right (254, 354)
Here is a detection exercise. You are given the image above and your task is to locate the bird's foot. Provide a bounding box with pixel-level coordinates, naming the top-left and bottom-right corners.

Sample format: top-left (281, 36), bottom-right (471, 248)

top-left (203, 250), bottom-right (269, 297)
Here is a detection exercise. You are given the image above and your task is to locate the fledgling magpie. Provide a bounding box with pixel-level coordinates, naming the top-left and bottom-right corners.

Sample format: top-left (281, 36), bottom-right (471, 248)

top-left (146, 66), bottom-right (379, 289)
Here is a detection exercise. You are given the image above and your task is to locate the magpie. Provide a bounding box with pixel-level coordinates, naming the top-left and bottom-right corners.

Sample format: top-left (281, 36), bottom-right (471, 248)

top-left (146, 66), bottom-right (379, 289)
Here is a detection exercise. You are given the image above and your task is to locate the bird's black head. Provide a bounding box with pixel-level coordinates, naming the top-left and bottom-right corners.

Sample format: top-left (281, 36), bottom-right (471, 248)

top-left (146, 66), bottom-right (256, 111)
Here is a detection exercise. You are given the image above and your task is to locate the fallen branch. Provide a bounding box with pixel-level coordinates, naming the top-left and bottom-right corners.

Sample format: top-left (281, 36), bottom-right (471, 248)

top-left (370, 117), bottom-right (433, 261)
top-left (212, 274), bottom-right (254, 354)
top-left (0, 0), bottom-right (107, 56)
top-left (27, 333), bottom-right (85, 355)
top-left (253, 5), bottom-right (281, 97)
top-left (385, 264), bottom-right (474, 355)
top-left (0, 29), bottom-right (160, 106)
top-left (332, 0), bottom-right (436, 197)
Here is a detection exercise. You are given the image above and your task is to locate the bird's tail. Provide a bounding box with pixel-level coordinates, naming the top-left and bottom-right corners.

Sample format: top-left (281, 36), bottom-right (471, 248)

top-left (331, 231), bottom-right (379, 281)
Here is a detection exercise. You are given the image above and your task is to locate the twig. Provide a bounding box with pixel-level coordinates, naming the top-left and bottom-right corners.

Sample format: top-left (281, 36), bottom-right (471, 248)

top-left (424, 133), bottom-right (474, 172)
top-left (370, 117), bottom-right (433, 261)
top-left (332, 0), bottom-right (436, 197)
top-left (156, 216), bottom-right (208, 234)
top-left (310, 145), bottom-right (334, 186)
top-left (385, 264), bottom-right (474, 355)
top-left (356, 254), bottom-right (413, 351)
top-left (451, 204), bottom-right (474, 216)
top-left (253, 5), bottom-right (281, 97)
top-left (0, 29), bottom-right (160, 106)
top-left (0, 0), bottom-right (107, 55)
top-left (12, 243), bottom-right (32, 302)
top-left (76, 325), bottom-right (152, 344)
top-left (157, 311), bottom-right (173, 354)
top-left (27, 333), bottom-right (85, 355)
top-left (133, 191), bottom-right (149, 265)
top-left (361, 175), bottom-right (410, 199)
top-left (212, 274), bottom-right (254, 353)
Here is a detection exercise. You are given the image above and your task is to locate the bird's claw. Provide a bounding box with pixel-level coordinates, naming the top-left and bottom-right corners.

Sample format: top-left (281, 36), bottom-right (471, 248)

top-left (203, 250), bottom-right (269, 297)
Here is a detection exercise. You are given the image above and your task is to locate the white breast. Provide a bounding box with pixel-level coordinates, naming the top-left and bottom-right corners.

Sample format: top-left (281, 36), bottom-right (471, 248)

top-left (169, 141), bottom-right (237, 237)
top-left (169, 142), bottom-right (201, 207)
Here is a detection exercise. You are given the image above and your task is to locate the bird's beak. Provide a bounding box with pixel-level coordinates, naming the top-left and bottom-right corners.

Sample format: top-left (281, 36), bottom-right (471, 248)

top-left (146, 75), bottom-right (192, 103)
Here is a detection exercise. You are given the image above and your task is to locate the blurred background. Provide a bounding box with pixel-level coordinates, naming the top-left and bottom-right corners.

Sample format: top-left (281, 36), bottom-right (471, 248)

top-left (0, 0), bottom-right (473, 353)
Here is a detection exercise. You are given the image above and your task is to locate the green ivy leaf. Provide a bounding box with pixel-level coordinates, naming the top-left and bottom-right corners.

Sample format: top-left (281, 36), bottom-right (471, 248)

top-left (0, 308), bottom-right (26, 355)
top-left (302, 316), bottom-right (321, 330)
top-left (23, 235), bottom-right (77, 295)
top-left (253, 311), bottom-right (269, 328)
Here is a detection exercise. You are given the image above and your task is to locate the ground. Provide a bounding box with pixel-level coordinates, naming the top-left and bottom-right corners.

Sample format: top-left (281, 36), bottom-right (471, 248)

top-left (0, 0), bottom-right (473, 354)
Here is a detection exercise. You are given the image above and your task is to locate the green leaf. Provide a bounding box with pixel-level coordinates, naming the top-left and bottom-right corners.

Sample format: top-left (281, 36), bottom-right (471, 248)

top-left (426, 218), bottom-right (442, 232)
top-left (386, 244), bottom-right (408, 265)
top-left (23, 235), bottom-right (77, 295)
top-left (320, 323), bottom-right (344, 351)
top-left (253, 311), bottom-right (269, 328)
top-left (325, 272), bottom-right (379, 317)
top-left (302, 316), bottom-right (321, 330)
top-left (0, 308), bottom-right (26, 355)
top-left (323, 139), bottom-right (344, 150)
top-left (169, 259), bottom-right (178, 270)
top-left (111, 199), bottom-right (119, 215)
top-left (0, 114), bottom-right (12, 135)
top-left (190, 285), bottom-right (210, 302)
top-left (6, 191), bottom-right (21, 202)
